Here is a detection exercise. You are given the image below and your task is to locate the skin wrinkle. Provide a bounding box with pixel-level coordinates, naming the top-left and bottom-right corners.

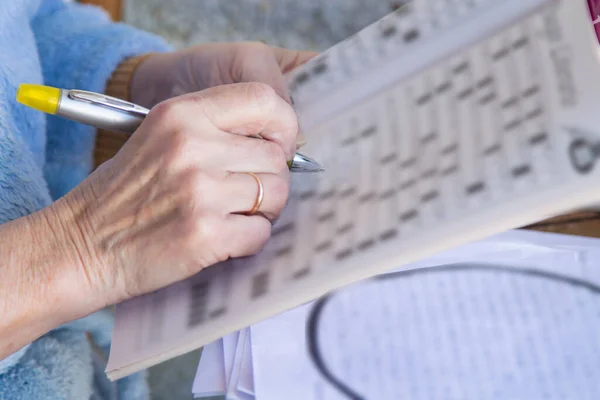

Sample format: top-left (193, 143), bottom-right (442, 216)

top-left (93, 161), bottom-right (160, 219)
top-left (92, 167), bottom-right (148, 242)
top-left (216, 48), bottom-right (232, 89)
top-left (112, 211), bottom-right (185, 301)
top-left (0, 210), bottom-right (86, 360)
top-left (278, 49), bottom-right (304, 74)
top-left (44, 203), bottom-right (105, 308)
top-left (101, 167), bottom-right (164, 225)
top-left (97, 162), bottom-right (209, 258)
top-left (11, 219), bottom-right (51, 317)
top-left (38, 206), bottom-right (91, 293)
top-left (96, 183), bottom-right (172, 251)
top-left (60, 184), bottom-right (111, 292)
top-left (221, 134), bottom-right (287, 174)
top-left (230, 43), bottom-right (252, 87)
top-left (197, 85), bottom-right (273, 134)
top-left (97, 211), bottom-right (184, 302)
top-left (93, 134), bottom-right (174, 210)
top-left (185, 51), bottom-right (204, 95)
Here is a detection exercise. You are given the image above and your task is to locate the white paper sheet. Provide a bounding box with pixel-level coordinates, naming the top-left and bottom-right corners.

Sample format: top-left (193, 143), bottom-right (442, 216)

top-left (194, 330), bottom-right (255, 399)
top-left (225, 329), bottom-right (252, 400)
top-left (248, 230), bottom-right (600, 400)
top-left (237, 333), bottom-right (254, 396)
top-left (223, 332), bottom-right (239, 388)
top-left (192, 229), bottom-right (600, 399)
top-left (192, 339), bottom-right (226, 398)
top-left (194, 331), bottom-right (246, 398)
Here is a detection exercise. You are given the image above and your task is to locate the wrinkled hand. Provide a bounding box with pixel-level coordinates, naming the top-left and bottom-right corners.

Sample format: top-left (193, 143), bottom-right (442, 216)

top-left (130, 42), bottom-right (317, 145)
top-left (56, 83), bottom-right (297, 308)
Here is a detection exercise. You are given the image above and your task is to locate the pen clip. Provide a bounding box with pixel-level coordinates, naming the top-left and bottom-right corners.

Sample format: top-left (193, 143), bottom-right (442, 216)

top-left (68, 90), bottom-right (149, 116)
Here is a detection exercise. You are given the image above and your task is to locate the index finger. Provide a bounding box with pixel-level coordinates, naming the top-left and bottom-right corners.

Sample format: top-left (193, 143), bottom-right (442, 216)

top-left (162, 82), bottom-right (299, 160)
top-left (240, 47), bottom-right (317, 148)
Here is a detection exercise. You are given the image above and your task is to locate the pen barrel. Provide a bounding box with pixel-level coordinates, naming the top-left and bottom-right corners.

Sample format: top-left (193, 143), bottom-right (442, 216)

top-left (57, 90), bottom-right (144, 135)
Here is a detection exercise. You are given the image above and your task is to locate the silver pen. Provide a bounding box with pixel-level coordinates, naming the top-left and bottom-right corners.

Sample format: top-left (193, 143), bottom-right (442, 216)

top-left (16, 84), bottom-right (324, 173)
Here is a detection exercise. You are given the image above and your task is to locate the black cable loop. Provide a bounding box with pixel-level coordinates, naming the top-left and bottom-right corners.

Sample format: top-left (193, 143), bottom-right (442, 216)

top-left (306, 263), bottom-right (600, 400)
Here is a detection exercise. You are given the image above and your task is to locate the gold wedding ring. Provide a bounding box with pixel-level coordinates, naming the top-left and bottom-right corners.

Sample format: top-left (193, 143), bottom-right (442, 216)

top-left (246, 172), bottom-right (264, 215)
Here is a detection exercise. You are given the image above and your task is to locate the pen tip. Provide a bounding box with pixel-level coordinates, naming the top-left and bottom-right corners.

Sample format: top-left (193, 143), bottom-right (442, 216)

top-left (291, 153), bottom-right (325, 173)
top-left (303, 160), bottom-right (325, 173)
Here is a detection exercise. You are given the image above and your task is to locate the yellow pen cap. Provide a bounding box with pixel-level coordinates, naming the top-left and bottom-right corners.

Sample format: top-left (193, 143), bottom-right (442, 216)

top-left (16, 84), bottom-right (61, 115)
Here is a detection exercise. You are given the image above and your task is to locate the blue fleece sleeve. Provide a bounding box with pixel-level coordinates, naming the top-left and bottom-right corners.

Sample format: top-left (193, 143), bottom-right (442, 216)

top-left (0, 114), bottom-right (53, 377)
top-left (32, 0), bottom-right (173, 199)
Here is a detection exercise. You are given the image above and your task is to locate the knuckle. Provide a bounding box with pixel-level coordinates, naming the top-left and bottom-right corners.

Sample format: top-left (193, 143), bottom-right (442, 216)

top-left (238, 41), bottom-right (271, 58)
top-left (172, 128), bottom-right (193, 150)
top-left (163, 130), bottom-right (192, 168)
top-left (187, 91), bottom-right (215, 118)
top-left (246, 82), bottom-right (277, 112)
top-left (150, 99), bottom-right (182, 125)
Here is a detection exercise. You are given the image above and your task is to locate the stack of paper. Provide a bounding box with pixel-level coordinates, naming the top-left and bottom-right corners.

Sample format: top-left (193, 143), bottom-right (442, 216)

top-left (192, 230), bottom-right (600, 399)
top-left (106, 0), bottom-right (600, 381)
top-left (192, 327), bottom-right (256, 399)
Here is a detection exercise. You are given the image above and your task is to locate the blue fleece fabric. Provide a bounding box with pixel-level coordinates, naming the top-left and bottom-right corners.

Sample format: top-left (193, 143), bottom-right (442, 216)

top-left (0, 0), bottom-right (172, 398)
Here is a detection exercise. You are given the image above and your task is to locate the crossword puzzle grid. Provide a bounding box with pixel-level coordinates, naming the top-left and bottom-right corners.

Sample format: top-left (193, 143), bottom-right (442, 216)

top-left (182, 1), bottom-right (561, 331)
